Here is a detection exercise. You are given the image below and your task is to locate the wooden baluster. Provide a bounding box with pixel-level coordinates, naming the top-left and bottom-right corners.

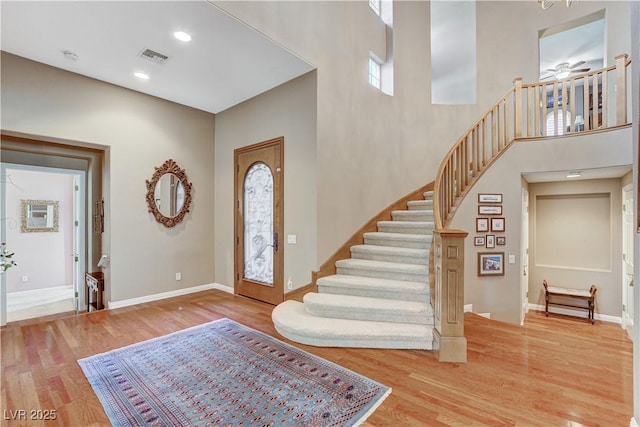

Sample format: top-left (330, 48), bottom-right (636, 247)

top-left (601, 69), bottom-right (608, 128)
top-left (514, 78), bottom-right (522, 139)
top-left (503, 98), bottom-right (509, 148)
top-left (615, 54), bottom-right (627, 125)
top-left (561, 81), bottom-right (568, 134)
top-left (552, 82), bottom-right (559, 135)
top-left (527, 86), bottom-right (534, 137)
top-left (569, 79), bottom-right (576, 133)
top-left (583, 75), bottom-right (590, 130)
top-left (541, 85), bottom-right (548, 136)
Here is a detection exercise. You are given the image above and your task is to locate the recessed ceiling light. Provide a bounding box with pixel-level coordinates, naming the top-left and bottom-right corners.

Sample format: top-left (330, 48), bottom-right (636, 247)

top-left (134, 72), bottom-right (150, 80)
top-left (173, 31), bottom-right (192, 42)
top-left (566, 171), bottom-right (581, 178)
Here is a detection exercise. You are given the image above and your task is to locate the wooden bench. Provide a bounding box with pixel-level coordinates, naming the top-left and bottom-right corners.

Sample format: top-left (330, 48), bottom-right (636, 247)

top-left (543, 280), bottom-right (597, 324)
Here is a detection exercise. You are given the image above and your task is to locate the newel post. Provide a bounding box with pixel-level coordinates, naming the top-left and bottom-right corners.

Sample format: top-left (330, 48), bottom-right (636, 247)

top-left (514, 77), bottom-right (523, 139)
top-left (615, 54), bottom-right (628, 125)
top-left (432, 229), bottom-right (469, 362)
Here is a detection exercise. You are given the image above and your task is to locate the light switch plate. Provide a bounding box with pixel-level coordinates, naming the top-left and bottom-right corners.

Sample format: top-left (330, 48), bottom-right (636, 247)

top-left (287, 235), bottom-right (297, 244)
top-left (508, 255), bottom-right (516, 264)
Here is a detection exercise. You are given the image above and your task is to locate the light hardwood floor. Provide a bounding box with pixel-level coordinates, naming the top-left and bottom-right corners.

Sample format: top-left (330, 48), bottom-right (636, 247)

top-left (1, 290), bottom-right (633, 426)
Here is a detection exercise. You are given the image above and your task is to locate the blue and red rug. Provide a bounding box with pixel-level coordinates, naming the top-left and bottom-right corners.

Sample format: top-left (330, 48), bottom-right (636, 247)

top-left (78, 318), bottom-right (391, 426)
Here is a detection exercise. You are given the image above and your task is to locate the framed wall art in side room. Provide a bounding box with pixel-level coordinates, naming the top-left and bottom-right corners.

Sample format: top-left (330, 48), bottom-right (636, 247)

top-left (478, 252), bottom-right (505, 276)
top-left (478, 193), bottom-right (502, 204)
top-left (496, 236), bottom-right (506, 245)
top-left (486, 234), bottom-right (495, 248)
top-left (474, 236), bottom-right (485, 246)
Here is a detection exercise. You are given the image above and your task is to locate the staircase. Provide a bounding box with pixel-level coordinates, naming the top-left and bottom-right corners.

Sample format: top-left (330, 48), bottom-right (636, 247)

top-left (271, 191), bottom-right (435, 349)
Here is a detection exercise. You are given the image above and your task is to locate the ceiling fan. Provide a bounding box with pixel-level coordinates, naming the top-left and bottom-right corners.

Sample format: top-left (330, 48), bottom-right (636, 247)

top-left (541, 61), bottom-right (590, 80)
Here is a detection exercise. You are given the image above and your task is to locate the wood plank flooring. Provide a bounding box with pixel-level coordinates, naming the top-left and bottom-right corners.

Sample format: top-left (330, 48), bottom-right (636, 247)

top-left (1, 290), bottom-right (633, 426)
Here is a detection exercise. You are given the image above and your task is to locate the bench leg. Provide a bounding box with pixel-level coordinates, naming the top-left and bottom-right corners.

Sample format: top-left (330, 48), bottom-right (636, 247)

top-left (545, 294), bottom-right (549, 317)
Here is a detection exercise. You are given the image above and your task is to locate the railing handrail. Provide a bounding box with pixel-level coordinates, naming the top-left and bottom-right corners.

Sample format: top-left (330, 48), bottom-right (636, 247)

top-left (433, 54), bottom-right (630, 230)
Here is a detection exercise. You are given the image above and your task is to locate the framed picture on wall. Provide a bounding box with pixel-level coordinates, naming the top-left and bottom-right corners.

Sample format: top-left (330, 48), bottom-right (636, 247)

top-left (474, 236), bottom-right (485, 246)
top-left (486, 234), bottom-right (495, 248)
top-left (478, 205), bottom-right (502, 215)
top-left (496, 236), bottom-right (506, 245)
top-left (478, 193), bottom-right (502, 204)
top-left (476, 218), bottom-right (489, 232)
top-left (478, 252), bottom-right (505, 276)
top-left (490, 217), bottom-right (505, 232)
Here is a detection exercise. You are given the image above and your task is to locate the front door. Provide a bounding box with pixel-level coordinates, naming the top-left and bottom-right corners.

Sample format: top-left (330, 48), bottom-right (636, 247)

top-left (234, 137), bottom-right (284, 305)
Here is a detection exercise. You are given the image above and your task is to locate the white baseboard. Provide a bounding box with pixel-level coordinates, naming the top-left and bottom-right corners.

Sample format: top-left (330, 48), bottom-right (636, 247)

top-left (479, 313), bottom-right (491, 319)
top-left (107, 282), bottom-right (233, 310)
top-left (464, 304), bottom-right (473, 313)
top-left (631, 417), bottom-right (638, 427)
top-left (528, 303), bottom-right (622, 324)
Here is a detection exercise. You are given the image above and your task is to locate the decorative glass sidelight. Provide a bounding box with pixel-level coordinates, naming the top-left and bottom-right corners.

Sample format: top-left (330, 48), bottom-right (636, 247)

top-left (243, 162), bottom-right (274, 285)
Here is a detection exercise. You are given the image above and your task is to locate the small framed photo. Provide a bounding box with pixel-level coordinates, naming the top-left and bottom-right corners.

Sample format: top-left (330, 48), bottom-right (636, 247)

top-left (476, 218), bottom-right (489, 232)
top-left (496, 236), bottom-right (506, 246)
top-left (478, 205), bottom-right (502, 215)
top-left (478, 252), bottom-right (505, 276)
top-left (490, 217), bottom-right (505, 232)
top-left (478, 193), bottom-right (503, 204)
top-left (486, 234), bottom-right (495, 248)
top-left (474, 236), bottom-right (486, 246)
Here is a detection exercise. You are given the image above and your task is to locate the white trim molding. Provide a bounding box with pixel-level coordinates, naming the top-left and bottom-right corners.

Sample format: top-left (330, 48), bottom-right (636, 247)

top-left (528, 304), bottom-right (622, 324)
top-left (107, 283), bottom-right (233, 310)
top-left (464, 304), bottom-right (473, 313)
top-left (630, 416), bottom-right (638, 427)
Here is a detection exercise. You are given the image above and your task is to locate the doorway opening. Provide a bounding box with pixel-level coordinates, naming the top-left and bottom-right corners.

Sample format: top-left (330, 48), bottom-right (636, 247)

top-left (1, 165), bottom-right (86, 322)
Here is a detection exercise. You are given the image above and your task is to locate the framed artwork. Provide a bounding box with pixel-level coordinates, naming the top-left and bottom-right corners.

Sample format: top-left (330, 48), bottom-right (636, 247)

top-left (478, 205), bottom-right (502, 215)
top-left (486, 234), bottom-right (495, 249)
top-left (496, 236), bottom-right (506, 245)
top-left (478, 193), bottom-right (502, 204)
top-left (474, 236), bottom-right (486, 246)
top-left (476, 218), bottom-right (489, 232)
top-left (478, 252), bottom-right (505, 276)
top-left (490, 217), bottom-right (505, 232)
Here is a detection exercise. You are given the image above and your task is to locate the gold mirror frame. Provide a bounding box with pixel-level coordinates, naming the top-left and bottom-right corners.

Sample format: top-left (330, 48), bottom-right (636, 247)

top-left (145, 159), bottom-right (193, 228)
top-left (21, 199), bottom-right (59, 233)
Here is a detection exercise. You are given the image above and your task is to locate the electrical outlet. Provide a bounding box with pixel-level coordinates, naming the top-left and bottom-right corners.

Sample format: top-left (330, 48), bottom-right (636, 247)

top-left (21, 276), bottom-right (28, 283)
top-left (287, 277), bottom-right (293, 290)
top-left (176, 272), bottom-right (182, 281)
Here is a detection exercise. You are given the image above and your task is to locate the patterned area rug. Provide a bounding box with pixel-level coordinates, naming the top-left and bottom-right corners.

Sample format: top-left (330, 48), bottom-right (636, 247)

top-left (78, 318), bottom-right (391, 426)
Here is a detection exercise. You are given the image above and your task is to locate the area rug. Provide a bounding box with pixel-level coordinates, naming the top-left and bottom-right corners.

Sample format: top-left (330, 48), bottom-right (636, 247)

top-left (78, 318), bottom-right (391, 426)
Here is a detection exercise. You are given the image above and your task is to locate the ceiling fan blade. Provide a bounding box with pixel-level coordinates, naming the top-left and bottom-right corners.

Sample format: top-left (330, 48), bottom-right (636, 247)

top-left (570, 68), bottom-right (590, 73)
top-left (546, 68), bottom-right (558, 72)
top-left (540, 74), bottom-right (554, 80)
top-left (569, 60), bottom-right (586, 69)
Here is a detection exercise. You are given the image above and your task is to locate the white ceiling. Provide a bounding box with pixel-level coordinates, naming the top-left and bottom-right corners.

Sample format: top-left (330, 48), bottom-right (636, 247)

top-left (0, 1), bottom-right (315, 114)
top-left (522, 165), bottom-right (632, 183)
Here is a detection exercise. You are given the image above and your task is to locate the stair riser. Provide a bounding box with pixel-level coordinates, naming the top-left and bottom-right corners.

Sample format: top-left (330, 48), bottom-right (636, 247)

top-left (336, 266), bottom-right (427, 282)
top-left (351, 251), bottom-right (428, 265)
top-left (363, 236), bottom-right (431, 249)
top-left (392, 211), bottom-right (434, 222)
top-left (305, 305), bottom-right (434, 325)
top-left (317, 285), bottom-right (429, 302)
top-left (377, 223), bottom-right (434, 235)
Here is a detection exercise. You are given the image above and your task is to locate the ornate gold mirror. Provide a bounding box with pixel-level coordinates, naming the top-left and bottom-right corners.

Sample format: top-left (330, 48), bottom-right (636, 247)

top-left (145, 159), bottom-right (193, 228)
top-left (21, 199), bottom-right (59, 232)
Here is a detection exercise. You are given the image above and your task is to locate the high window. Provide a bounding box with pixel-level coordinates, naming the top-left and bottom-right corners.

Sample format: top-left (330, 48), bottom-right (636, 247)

top-left (368, 56), bottom-right (382, 90)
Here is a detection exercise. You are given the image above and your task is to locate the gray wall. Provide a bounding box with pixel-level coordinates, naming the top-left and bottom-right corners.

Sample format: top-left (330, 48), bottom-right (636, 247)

top-left (1, 53), bottom-right (216, 304)
top-left (214, 72), bottom-right (318, 291)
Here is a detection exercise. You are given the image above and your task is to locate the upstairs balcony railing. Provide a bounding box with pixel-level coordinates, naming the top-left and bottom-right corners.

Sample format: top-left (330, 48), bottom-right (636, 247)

top-left (433, 53), bottom-right (630, 229)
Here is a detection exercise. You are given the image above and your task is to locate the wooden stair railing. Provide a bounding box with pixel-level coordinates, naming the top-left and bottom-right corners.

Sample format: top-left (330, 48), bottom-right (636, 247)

top-left (430, 54), bottom-right (631, 363)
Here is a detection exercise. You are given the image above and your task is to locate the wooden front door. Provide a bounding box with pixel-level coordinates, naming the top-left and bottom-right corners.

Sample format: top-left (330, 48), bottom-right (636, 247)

top-left (234, 137), bottom-right (284, 305)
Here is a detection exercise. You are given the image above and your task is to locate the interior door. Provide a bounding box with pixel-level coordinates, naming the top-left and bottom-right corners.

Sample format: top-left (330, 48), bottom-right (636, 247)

top-left (521, 187), bottom-right (530, 324)
top-left (234, 137), bottom-right (284, 305)
top-left (622, 184), bottom-right (634, 339)
top-left (72, 173), bottom-right (87, 312)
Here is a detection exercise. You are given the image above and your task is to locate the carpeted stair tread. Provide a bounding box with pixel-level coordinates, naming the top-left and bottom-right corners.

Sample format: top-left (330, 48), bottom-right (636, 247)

top-left (303, 292), bottom-right (433, 325)
top-left (423, 191), bottom-right (433, 199)
top-left (272, 301), bottom-right (433, 349)
top-left (407, 200), bottom-right (433, 210)
top-left (377, 220), bottom-right (435, 235)
top-left (336, 258), bottom-right (428, 282)
top-left (350, 244), bottom-right (429, 265)
top-left (317, 274), bottom-right (428, 301)
top-left (363, 232), bottom-right (432, 249)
